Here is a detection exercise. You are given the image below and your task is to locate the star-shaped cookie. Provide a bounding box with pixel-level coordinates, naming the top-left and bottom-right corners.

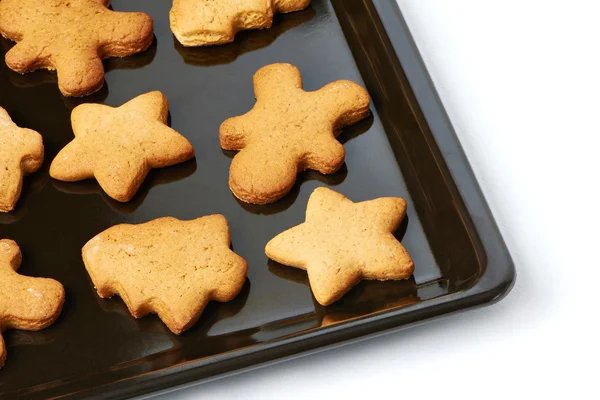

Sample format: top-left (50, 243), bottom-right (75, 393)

top-left (82, 216), bottom-right (248, 334)
top-left (49, 91), bottom-right (195, 203)
top-left (0, 107), bottom-right (44, 213)
top-left (220, 63), bottom-right (371, 204)
top-left (0, 239), bottom-right (65, 368)
top-left (0, 0), bottom-right (153, 97)
top-left (266, 187), bottom-right (414, 306)
top-left (170, 0), bottom-right (311, 47)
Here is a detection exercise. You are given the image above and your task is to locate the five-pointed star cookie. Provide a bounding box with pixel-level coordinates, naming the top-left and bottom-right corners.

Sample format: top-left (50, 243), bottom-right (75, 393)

top-left (49, 91), bottom-right (195, 203)
top-left (0, 0), bottom-right (154, 97)
top-left (82, 216), bottom-right (248, 334)
top-left (220, 63), bottom-right (371, 205)
top-left (266, 187), bottom-right (414, 306)
top-left (0, 107), bottom-right (44, 213)
top-left (170, 0), bottom-right (311, 47)
top-left (0, 239), bottom-right (65, 368)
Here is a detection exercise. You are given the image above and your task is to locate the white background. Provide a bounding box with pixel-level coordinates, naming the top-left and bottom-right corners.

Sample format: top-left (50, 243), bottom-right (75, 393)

top-left (154, 1), bottom-right (600, 398)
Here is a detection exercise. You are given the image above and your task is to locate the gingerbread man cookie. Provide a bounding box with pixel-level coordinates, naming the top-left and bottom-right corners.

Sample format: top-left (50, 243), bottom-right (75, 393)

top-left (0, 0), bottom-right (154, 97)
top-left (50, 91), bottom-right (195, 203)
top-left (82, 216), bottom-right (248, 334)
top-left (266, 187), bottom-right (414, 306)
top-left (0, 107), bottom-right (44, 213)
top-left (171, 0), bottom-right (311, 47)
top-left (0, 239), bottom-right (65, 368)
top-left (220, 63), bottom-right (370, 204)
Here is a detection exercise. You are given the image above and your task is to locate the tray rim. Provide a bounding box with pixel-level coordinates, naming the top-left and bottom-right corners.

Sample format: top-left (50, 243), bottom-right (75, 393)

top-left (7, 1), bottom-right (515, 398)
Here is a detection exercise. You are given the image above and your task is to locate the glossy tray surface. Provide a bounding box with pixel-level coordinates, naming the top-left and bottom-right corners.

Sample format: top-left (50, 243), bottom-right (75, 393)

top-left (0, 1), bottom-right (514, 398)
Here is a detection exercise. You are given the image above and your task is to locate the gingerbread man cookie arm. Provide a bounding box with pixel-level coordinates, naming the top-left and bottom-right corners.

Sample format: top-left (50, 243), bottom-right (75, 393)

top-left (99, 11), bottom-right (154, 58)
top-left (220, 112), bottom-right (255, 150)
top-left (0, 109), bottom-right (44, 212)
top-left (273, 0), bottom-right (312, 13)
top-left (4, 41), bottom-right (47, 74)
top-left (0, 110), bottom-right (43, 174)
top-left (18, 130), bottom-right (44, 175)
top-left (316, 80), bottom-right (371, 129)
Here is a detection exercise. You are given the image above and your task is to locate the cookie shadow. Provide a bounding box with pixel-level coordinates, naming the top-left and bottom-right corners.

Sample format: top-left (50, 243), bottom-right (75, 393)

top-left (268, 260), bottom-right (420, 327)
top-left (174, 7), bottom-right (316, 66)
top-left (51, 159), bottom-right (197, 214)
top-left (94, 279), bottom-right (251, 339)
top-left (226, 113), bottom-right (374, 215)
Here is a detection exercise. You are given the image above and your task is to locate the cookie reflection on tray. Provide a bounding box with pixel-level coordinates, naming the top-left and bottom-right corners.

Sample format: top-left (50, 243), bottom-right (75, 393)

top-left (90, 279), bottom-right (252, 370)
top-left (51, 159), bottom-right (196, 214)
top-left (175, 8), bottom-right (316, 66)
top-left (268, 260), bottom-right (420, 327)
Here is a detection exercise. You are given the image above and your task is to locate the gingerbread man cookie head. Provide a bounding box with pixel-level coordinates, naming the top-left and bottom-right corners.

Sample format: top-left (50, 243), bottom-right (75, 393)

top-left (220, 63), bottom-right (370, 205)
top-left (0, 107), bottom-right (44, 213)
top-left (0, 0), bottom-right (153, 97)
top-left (0, 239), bottom-right (65, 368)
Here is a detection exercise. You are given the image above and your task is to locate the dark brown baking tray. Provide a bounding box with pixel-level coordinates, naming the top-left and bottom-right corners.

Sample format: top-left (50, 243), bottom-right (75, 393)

top-left (0, 0), bottom-right (515, 398)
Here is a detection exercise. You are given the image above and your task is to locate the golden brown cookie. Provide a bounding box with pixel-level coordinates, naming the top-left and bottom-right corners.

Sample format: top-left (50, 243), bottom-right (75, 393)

top-left (266, 187), bottom-right (414, 306)
top-left (170, 0), bottom-right (311, 47)
top-left (82, 216), bottom-right (248, 334)
top-left (0, 239), bottom-right (65, 368)
top-left (0, 107), bottom-right (44, 213)
top-left (0, 0), bottom-right (153, 97)
top-left (50, 91), bottom-right (195, 203)
top-left (220, 63), bottom-right (370, 205)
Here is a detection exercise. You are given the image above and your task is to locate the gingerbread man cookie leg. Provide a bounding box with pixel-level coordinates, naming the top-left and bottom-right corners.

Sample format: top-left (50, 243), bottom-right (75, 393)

top-left (0, 239), bottom-right (65, 368)
top-left (266, 187), bottom-right (414, 306)
top-left (272, 0), bottom-right (312, 13)
top-left (220, 63), bottom-right (370, 205)
top-left (53, 50), bottom-right (106, 98)
top-left (0, 107), bottom-right (44, 213)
